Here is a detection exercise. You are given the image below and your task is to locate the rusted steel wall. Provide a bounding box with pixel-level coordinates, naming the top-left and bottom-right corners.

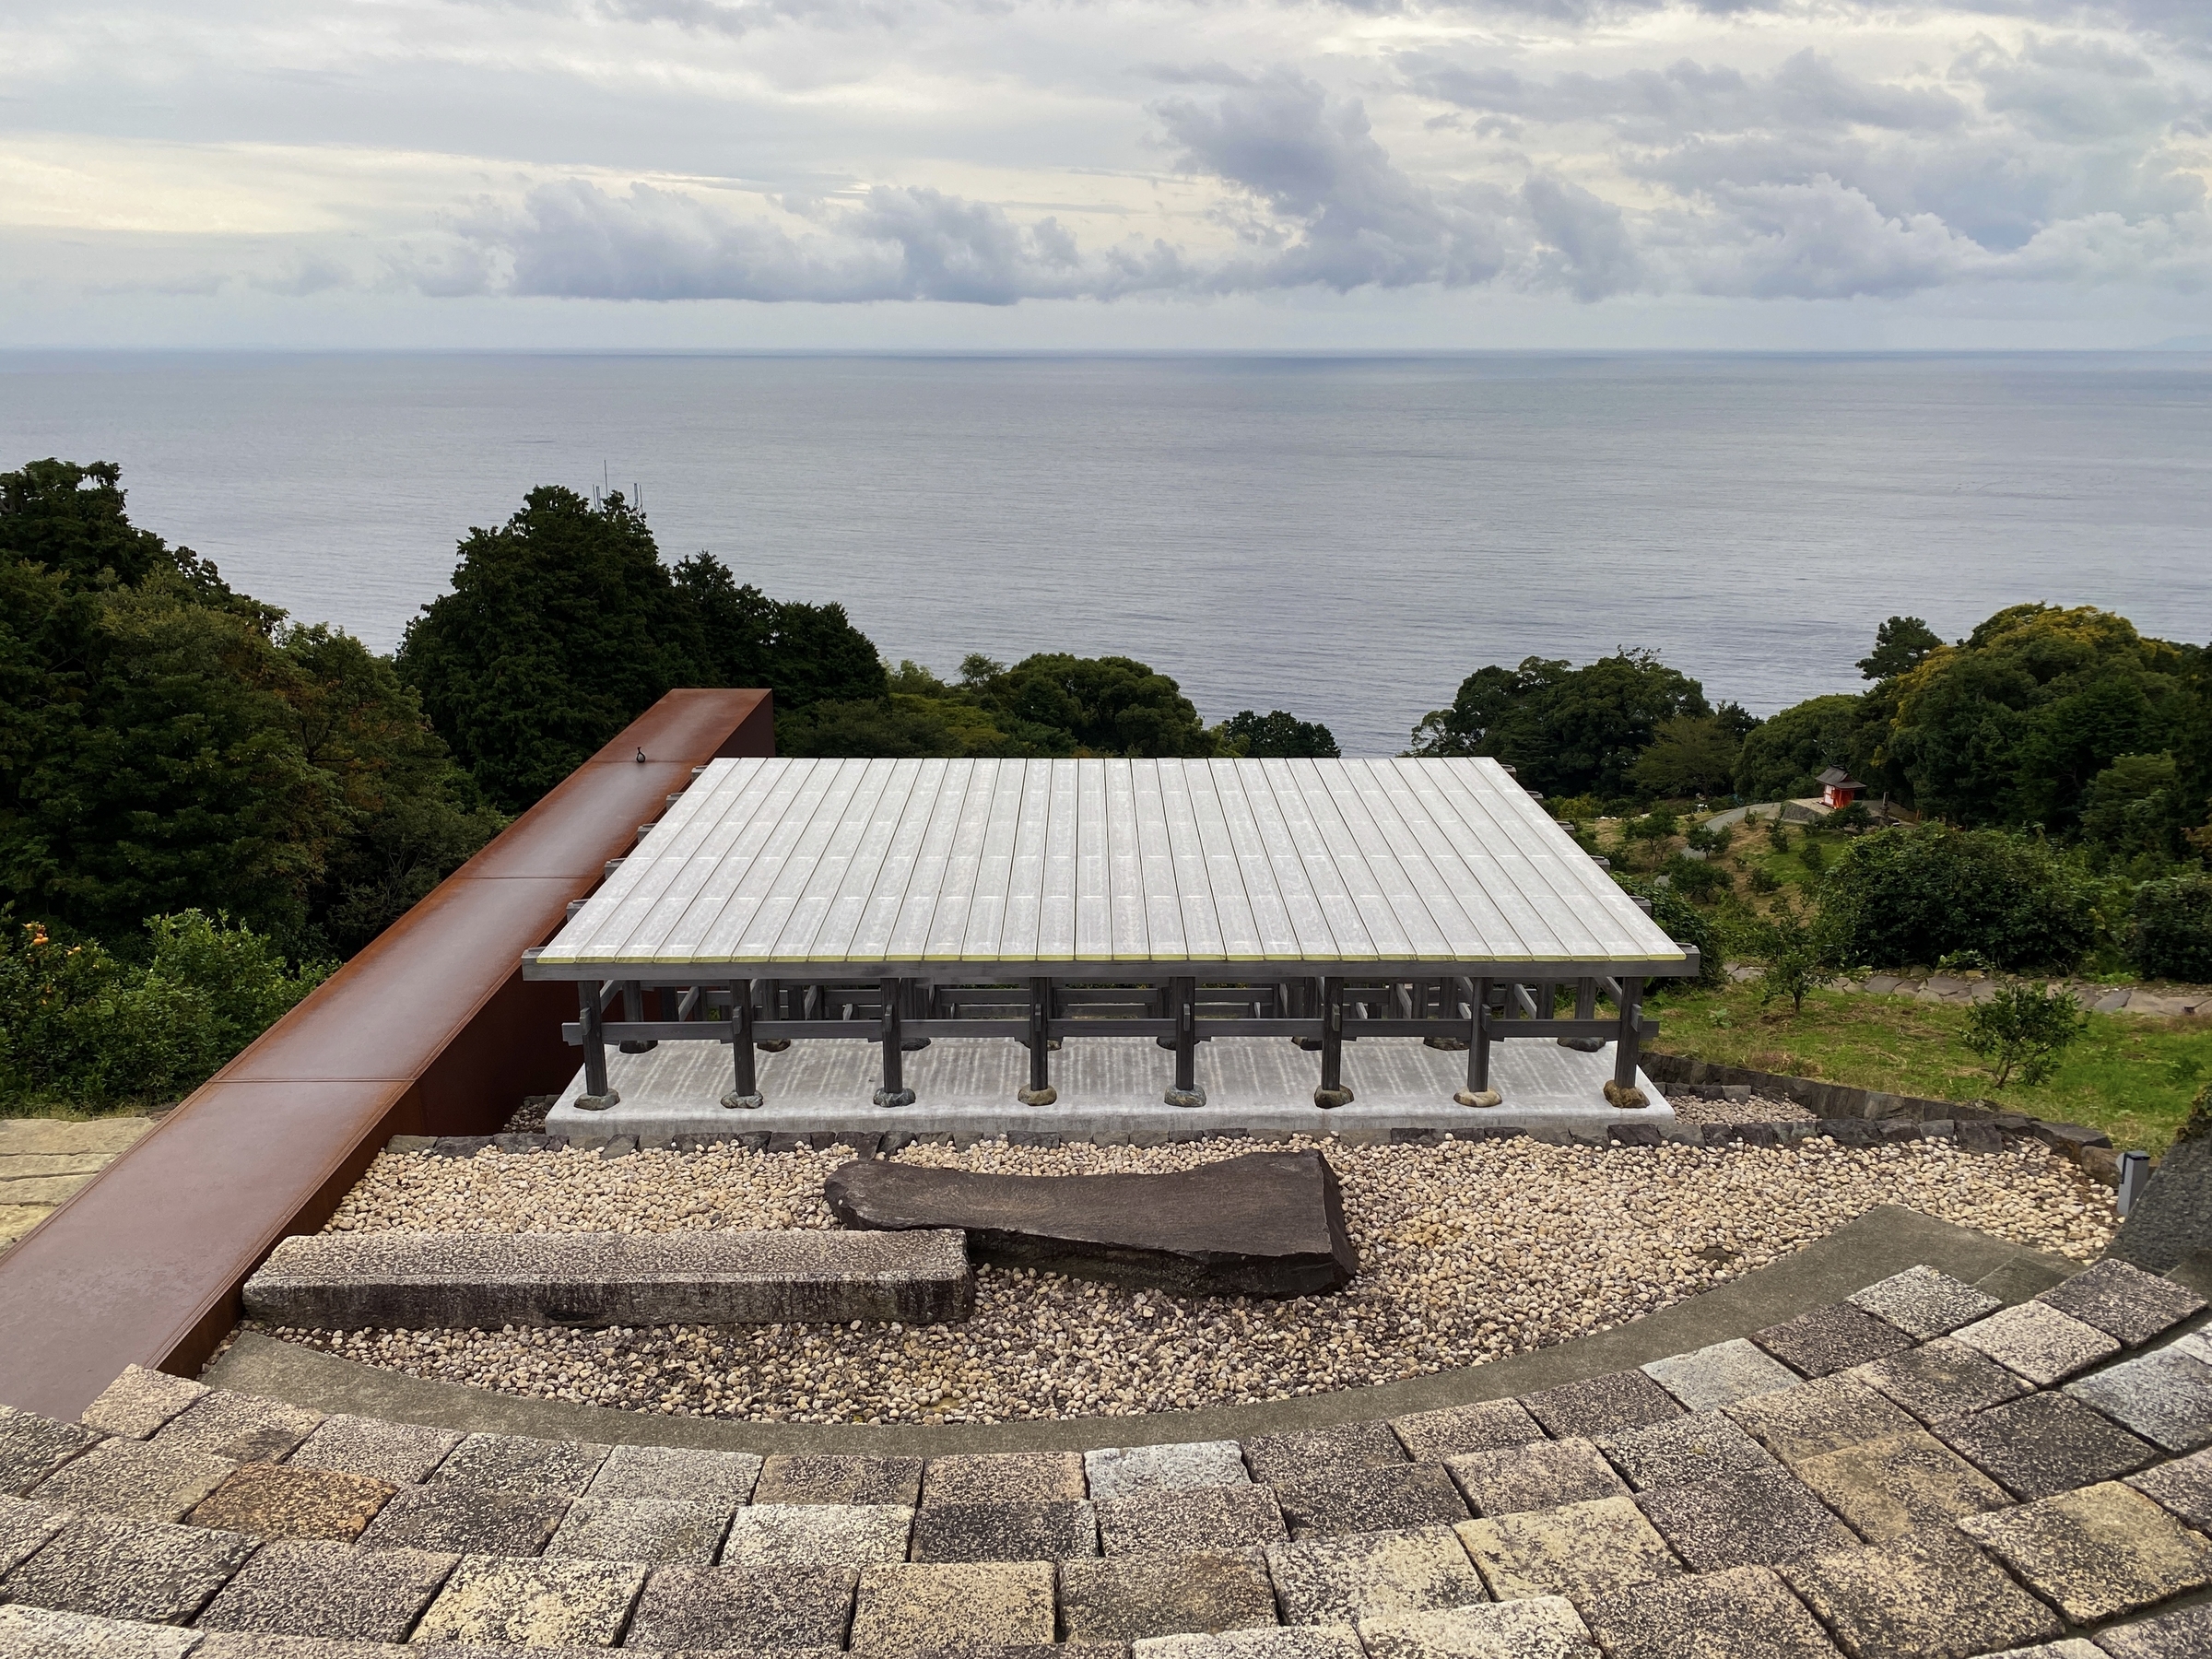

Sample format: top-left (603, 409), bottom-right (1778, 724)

top-left (0, 689), bottom-right (772, 1420)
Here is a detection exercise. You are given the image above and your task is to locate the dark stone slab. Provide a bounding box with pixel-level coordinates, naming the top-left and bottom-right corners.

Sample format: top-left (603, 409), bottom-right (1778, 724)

top-left (1057, 1548), bottom-right (1277, 1641)
top-left (1272, 1464), bottom-right (1467, 1539)
top-left (756, 1453), bottom-right (923, 1508)
top-left (428, 1431), bottom-right (607, 1496)
top-left (1, 1512), bottom-right (259, 1625)
top-left (0, 1494), bottom-right (69, 1575)
top-left (920, 1452), bottom-right (1085, 1506)
top-left (2129, 1444), bottom-right (2212, 1527)
top-left (1095, 1483), bottom-right (1288, 1558)
top-left (2099, 1600), bottom-right (2212, 1659)
top-left (1847, 1338), bottom-right (2031, 1425)
top-left (1930, 1392), bottom-right (2157, 1501)
top-left (0, 1404), bottom-right (101, 1497)
top-left (1242, 1421), bottom-right (1405, 1486)
top-left (194, 1539), bottom-right (456, 1641)
top-left (1581, 1564), bottom-right (1840, 1659)
top-left (2110, 1128), bottom-right (2212, 1274)
top-left (1752, 1305), bottom-right (1913, 1378)
top-left (824, 1149), bottom-right (1357, 1297)
top-left (1634, 1465), bottom-right (1857, 1571)
top-left (1596, 1413), bottom-right (1779, 1494)
top-left (1444, 1437), bottom-right (1627, 1516)
top-left (1388, 1400), bottom-right (1545, 1462)
top-left (1779, 1525), bottom-right (2062, 1659)
top-left (1519, 1371), bottom-right (1684, 1440)
top-left (2035, 1257), bottom-right (2206, 1347)
top-left (626, 1563), bottom-right (859, 1652)
top-left (353, 1483), bottom-right (570, 1555)
top-left (907, 1499), bottom-right (1098, 1561)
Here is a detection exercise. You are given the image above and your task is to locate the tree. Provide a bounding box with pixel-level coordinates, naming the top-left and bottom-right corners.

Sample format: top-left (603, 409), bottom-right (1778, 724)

top-left (400, 487), bottom-right (887, 811)
top-left (973, 654), bottom-right (1216, 757)
top-left (1410, 651), bottom-right (1711, 800)
top-left (1733, 693), bottom-right (1867, 803)
top-left (1858, 616), bottom-right (1944, 682)
top-left (1879, 605), bottom-right (2199, 834)
top-left (1821, 823), bottom-right (2101, 972)
top-left (1218, 710), bottom-right (1339, 759)
top-left (1753, 895), bottom-right (1853, 1015)
top-left (1630, 714), bottom-right (1739, 799)
top-left (1962, 982), bottom-right (2088, 1089)
top-left (2134, 874), bottom-right (2212, 981)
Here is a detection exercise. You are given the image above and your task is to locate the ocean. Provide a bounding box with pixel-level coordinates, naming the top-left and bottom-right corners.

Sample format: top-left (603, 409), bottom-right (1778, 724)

top-left (3, 350), bottom-right (2207, 757)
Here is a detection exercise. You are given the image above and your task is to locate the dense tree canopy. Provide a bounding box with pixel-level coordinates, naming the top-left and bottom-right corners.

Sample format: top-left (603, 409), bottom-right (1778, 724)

top-left (397, 488), bottom-right (885, 810)
top-left (1732, 693), bottom-right (1867, 803)
top-left (0, 459), bottom-right (493, 954)
top-left (1411, 651), bottom-right (1712, 800)
top-left (1218, 709), bottom-right (1340, 759)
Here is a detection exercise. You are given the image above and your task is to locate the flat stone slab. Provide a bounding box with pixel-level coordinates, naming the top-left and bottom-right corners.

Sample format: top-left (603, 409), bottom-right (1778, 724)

top-left (1642, 1338), bottom-right (1801, 1411)
top-left (0, 1604), bottom-right (200, 1659)
top-left (1779, 1527), bottom-right (2061, 1659)
top-left (1086, 1441), bottom-right (1251, 1500)
top-left (626, 1562), bottom-right (858, 1651)
top-left (1930, 1393), bottom-right (2158, 1501)
top-left (850, 1561), bottom-right (1055, 1659)
top-left (585, 1442), bottom-right (761, 1505)
top-left (1456, 1496), bottom-right (1684, 1602)
top-left (2034, 1258), bottom-right (2206, 1346)
top-left (0, 1494), bottom-right (70, 1576)
top-left (1139, 1630), bottom-right (1362, 1659)
top-left (412, 1555), bottom-right (647, 1646)
top-left (1, 1512), bottom-right (258, 1626)
top-left (1632, 1465), bottom-right (1855, 1571)
top-left (186, 1462), bottom-right (397, 1541)
top-left (1058, 1548), bottom-right (1279, 1642)
top-left (194, 1539), bottom-right (456, 1641)
top-left (720, 1502), bottom-right (913, 1567)
top-left (1788, 1430), bottom-right (2010, 1543)
top-left (1846, 1265), bottom-right (2002, 1341)
top-left (1959, 1479), bottom-right (2212, 1624)
top-left (2065, 1347), bottom-right (2212, 1453)
top-left (1098, 1483), bottom-right (1289, 1558)
top-left (29, 1436), bottom-right (235, 1524)
top-left (1444, 1438), bottom-right (1626, 1516)
top-left (78, 1366), bottom-right (207, 1441)
top-left (1389, 1400), bottom-right (1546, 1463)
top-left (544, 1495), bottom-right (732, 1563)
top-left (0, 1403), bottom-right (102, 1498)
top-left (755, 1453), bottom-right (922, 1507)
top-left (1580, 1565), bottom-right (1836, 1659)
top-left (243, 1228), bottom-right (973, 1328)
top-left (909, 1498), bottom-right (1099, 1560)
top-left (1275, 1464), bottom-right (1467, 1539)
top-left (1845, 1338), bottom-right (2031, 1425)
top-left (1359, 1597), bottom-right (1595, 1659)
top-left (1242, 1421), bottom-right (1406, 1485)
top-left (1266, 1525), bottom-right (1488, 1625)
top-left (1952, 1301), bottom-right (2120, 1385)
top-left (826, 1149), bottom-right (1355, 1298)
top-left (287, 1415), bottom-right (462, 1487)
top-left (1594, 1414), bottom-right (1777, 1494)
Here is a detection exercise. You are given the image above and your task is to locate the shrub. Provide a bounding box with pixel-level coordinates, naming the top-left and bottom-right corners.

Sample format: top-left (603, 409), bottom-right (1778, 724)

top-left (1823, 824), bottom-right (2101, 972)
top-left (2134, 874), bottom-right (2212, 982)
top-left (0, 909), bottom-right (326, 1109)
top-left (1613, 875), bottom-right (1727, 989)
top-left (1663, 854), bottom-right (1733, 904)
top-left (1751, 895), bottom-right (1853, 1014)
top-left (1799, 839), bottom-right (1828, 873)
top-left (1963, 982), bottom-right (2089, 1088)
top-left (1748, 868), bottom-right (1782, 894)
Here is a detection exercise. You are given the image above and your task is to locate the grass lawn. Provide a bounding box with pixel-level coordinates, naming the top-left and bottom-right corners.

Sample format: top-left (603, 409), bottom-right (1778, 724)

top-left (1648, 980), bottom-right (2212, 1154)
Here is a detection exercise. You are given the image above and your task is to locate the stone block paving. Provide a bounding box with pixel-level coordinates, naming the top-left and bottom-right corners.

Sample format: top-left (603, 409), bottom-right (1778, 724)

top-left (428, 1431), bottom-right (609, 1497)
top-left (0, 1602), bottom-right (201, 1658)
top-left (1274, 1464), bottom-right (1467, 1539)
top-left (284, 1414), bottom-right (462, 1487)
top-left (584, 1442), bottom-right (762, 1505)
top-left (1056, 1547), bottom-right (1278, 1642)
top-left (192, 1539), bottom-right (455, 1641)
top-left (41, 1254), bottom-right (2212, 1659)
top-left (757, 1453), bottom-right (924, 1508)
top-left (1388, 1401), bottom-right (1547, 1463)
top-left (1358, 1595), bottom-right (1596, 1659)
top-left (185, 1462), bottom-right (395, 1541)
top-left (1778, 1525), bottom-right (2062, 1659)
top-left (411, 1554), bottom-right (648, 1646)
top-left (1846, 1266), bottom-right (2004, 1342)
top-left (1951, 1303), bottom-right (2122, 1386)
top-left (1641, 1339), bottom-right (1803, 1412)
top-left (1931, 1393), bottom-right (2159, 1501)
top-left (1455, 1496), bottom-right (1683, 1603)
top-left (1846, 1338), bottom-right (2032, 1425)
top-left (2064, 1347), bottom-right (2212, 1453)
top-left (1098, 1482), bottom-right (1289, 1558)
top-left (1085, 1441), bottom-right (1251, 1500)
top-left (1445, 1438), bottom-right (1627, 1515)
top-left (720, 1502), bottom-right (913, 1567)
top-left (1752, 1304), bottom-right (1915, 1379)
top-left (0, 1402), bottom-right (102, 1497)
top-left (2032, 1257), bottom-right (2206, 1347)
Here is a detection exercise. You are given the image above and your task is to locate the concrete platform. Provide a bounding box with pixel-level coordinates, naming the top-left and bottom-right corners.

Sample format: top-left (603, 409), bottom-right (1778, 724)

top-left (242, 1229), bottom-right (974, 1329)
top-left (544, 1035), bottom-right (1674, 1143)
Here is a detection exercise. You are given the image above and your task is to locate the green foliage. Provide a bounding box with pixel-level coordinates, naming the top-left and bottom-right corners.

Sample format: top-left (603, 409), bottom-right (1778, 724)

top-left (1799, 837), bottom-right (1827, 873)
top-left (1619, 809), bottom-right (1679, 869)
top-left (971, 654), bottom-right (1215, 757)
top-left (2133, 873), bottom-right (2212, 982)
top-left (1612, 874), bottom-right (1726, 989)
top-left (1822, 823), bottom-right (2102, 972)
top-left (1752, 894), bottom-right (1853, 1015)
top-left (1858, 616), bottom-right (1944, 682)
top-left (1662, 853), bottom-right (1732, 904)
top-left (2, 459), bottom-right (495, 956)
top-left (2080, 752), bottom-right (2194, 865)
top-left (0, 909), bottom-right (327, 1109)
top-left (1410, 650), bottom-right (1711, 800)
top-left (1748, 866), bottom-right (1782, 894)
top-left (1681, 819), bottom-right (1730, 854)
top-left (1962, 982), bottom-right (2089, 1088)
top-left (1630, 713), bottom-right (1740, 800)
top-left (1217, 709), bottom-right (1339, 759)
top-left (398, 487), bottom-right (884, 811)
top-left (1734, 693), bottom-right (1868, 803)
top-left (1882, 605), bottom-right (2203, 836)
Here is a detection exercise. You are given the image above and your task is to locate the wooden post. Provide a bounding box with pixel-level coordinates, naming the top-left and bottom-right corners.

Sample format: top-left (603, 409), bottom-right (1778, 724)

top-left (1455, 976), bottom-right (1497, 1106)
top-left (876, 976), bottom-right (914, 1108)
top-left (723, 981), bottom-right (762, 1110)
top-left (577, 981), bottom-right (618, 1110)
top-left (1315, 975), bottom-right (1353, 1108)
top-left (1019, 977), bottom-right (1056, 1106)
top-left (1608, 974), bottom-right (1648, 1108)
top-left (1165, 976), bottom-right (1205, 1107)
top-left (755, 979), bottom-right (790, 1053)
top-left (618, 981), bottom-right (656, 1053)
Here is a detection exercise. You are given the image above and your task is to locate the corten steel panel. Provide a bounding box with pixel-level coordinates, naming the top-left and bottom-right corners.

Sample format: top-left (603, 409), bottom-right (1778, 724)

top-left (0, 689), bottom-right (772, 1421)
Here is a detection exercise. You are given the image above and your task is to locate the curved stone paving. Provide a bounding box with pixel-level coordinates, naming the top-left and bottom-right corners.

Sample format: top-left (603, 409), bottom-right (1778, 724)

top-left (4, 1259), bottom-right (2212, 1656)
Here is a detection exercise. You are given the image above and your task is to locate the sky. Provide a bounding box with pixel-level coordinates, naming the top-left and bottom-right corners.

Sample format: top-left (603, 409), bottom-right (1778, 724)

top-left (4, 0), bottom-right (2210, 349)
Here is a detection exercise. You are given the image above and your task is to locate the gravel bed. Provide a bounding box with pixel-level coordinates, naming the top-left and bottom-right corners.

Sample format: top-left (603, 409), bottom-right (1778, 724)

top-left (265, 1135), bottom-right (2117, 1426)
top-left (1666, 1094), bottom-right (1817, 1125)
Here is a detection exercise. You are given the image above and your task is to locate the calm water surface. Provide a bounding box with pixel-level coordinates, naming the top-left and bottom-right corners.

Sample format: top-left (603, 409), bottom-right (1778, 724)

top-left (3, 351), bottom-right (2206, 756)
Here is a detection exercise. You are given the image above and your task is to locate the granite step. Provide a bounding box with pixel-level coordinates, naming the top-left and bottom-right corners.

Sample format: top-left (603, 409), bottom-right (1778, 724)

top-left (240, 1230), bottom-right (974, 1330)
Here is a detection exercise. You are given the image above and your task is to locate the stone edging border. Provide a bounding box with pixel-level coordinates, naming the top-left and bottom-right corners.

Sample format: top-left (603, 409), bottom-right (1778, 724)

top-left (207, 1206), bottom-right (2079, 1457)
top-left (1645, 1053), bottom-right (2124, 1183)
